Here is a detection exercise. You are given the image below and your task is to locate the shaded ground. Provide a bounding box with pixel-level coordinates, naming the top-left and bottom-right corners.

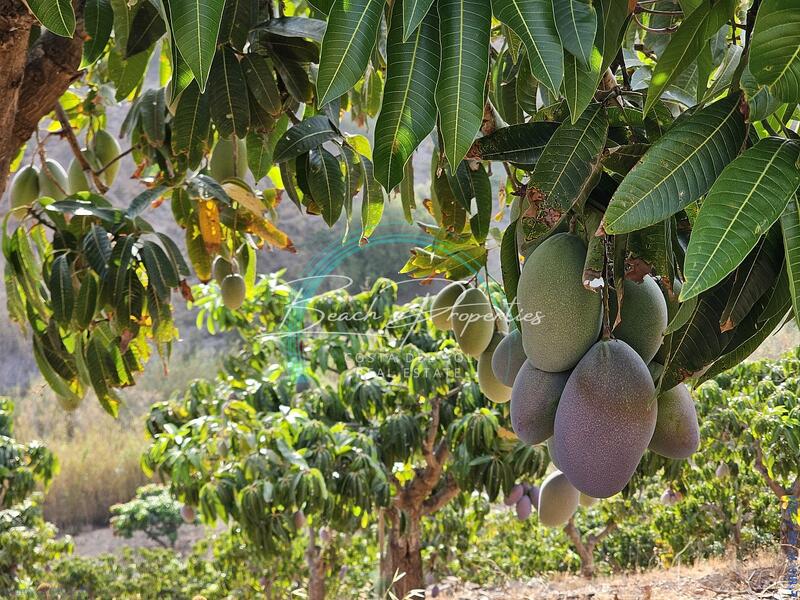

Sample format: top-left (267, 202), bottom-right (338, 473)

top-left (434, 554), bottom-right (791, 599)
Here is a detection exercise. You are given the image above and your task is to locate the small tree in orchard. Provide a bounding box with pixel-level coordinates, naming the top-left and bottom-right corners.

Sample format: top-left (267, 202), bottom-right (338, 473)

top-left (110, 484), bottom-right (188, 548)
top-left (690, 355), bottom-right (800, 557)
top-left (0, 398), bottom-right (70, 594)
top-left (145, 277), bottom-right (548, 597)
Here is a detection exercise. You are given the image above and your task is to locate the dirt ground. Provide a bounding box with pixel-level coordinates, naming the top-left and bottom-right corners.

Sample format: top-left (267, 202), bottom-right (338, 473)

top-left (67, 528), bottom-right (793, 599)
top-left (66, 523), bottom-right (209, 557)
top-left (434, 554), bottom-right (793, 599)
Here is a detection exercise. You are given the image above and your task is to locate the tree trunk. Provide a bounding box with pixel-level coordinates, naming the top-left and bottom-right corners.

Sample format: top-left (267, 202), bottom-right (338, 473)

top-left (382, 509), bottom-right (425, 598)
top-left (781, 495), bottom-right (800, 561)
top-left (0, 0), bottom-right (34, 195)
top-left (305, 526), bottom-right (326, 600)
top-left (0, 0), bottom-right (85, 196)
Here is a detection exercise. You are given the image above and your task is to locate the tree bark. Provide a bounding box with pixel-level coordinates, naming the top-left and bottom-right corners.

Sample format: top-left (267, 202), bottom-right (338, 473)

top-left (0, 1), bottom-right (85, 196)
top-left (781, 495), bottom-right (800, 562)
top-left (0, 0), bottom-right (35, 195)
top-left (383, 508), bottom-right (425, 599)
top-left (564, 517), bottom-right (617, 579)
top-left (305, 526), bottom-right (326, 600)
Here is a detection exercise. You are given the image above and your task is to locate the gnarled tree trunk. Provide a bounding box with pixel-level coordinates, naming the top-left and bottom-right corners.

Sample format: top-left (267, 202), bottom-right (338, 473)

top-left (0, 0), bottom-right (85, 196)
top-left (564, 517), bottom-right (616, 579)
top-left (305, 526), bottom-right (326, 600)
top-left (382, 508), bottom-right (425, 598)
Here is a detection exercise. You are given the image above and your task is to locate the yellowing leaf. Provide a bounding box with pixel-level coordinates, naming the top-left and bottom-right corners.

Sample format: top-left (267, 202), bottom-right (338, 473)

top-left (197, 199), bottom-right (221, 254)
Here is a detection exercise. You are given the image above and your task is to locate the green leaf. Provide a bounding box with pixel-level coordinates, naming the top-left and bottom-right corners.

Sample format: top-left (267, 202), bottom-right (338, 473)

top-left (126, 0), bottom-right (166, 58)
top-left (470, 122), bottom-right (559, 169)
top-left (171, 81), bottom-right (210, 169)
top-left (597, 0), bottom-right (630, 74)
top-left (156, 232), bottom-right (191, 277)
top-left (750, 0), bottom-right (800, 104)
top-left (562, 46), bottom-right (602, 124)
top-left (530, 102), bottom-right (608, 212)
top-left (718, 227), bottom-right (783, 332)
top-left (140, 240), bottom-right (180, 300)
top-left (110, 0), bottom-right (133, 49)
top-left (308, 148), bottom-right (345, 227)
top-left (604, 94), bottom-right (748, 234)
top-left (436, 0), bottom-right (492, 168)
top-left (360, 158), bottom-right (385, 243)
top-left (274, 116), bottom-right (338, 163)
top-left (83, 0), bottom-right (114, 67)
top-left (662, 282), bottom-right (733, 390)
top-left (82, 224), bottom-right (112, 277)
top-left (374, 2), bottom-right (440, 191)
top-left (493, 0), bottom-right (562, 95)
top-left (126, 185), bottom-right (167, 218)
top-left (166, 0), bottom-right (224, 91)
top-left (75, 274), bottom-right (99, 329)
top-left (218, 0), bottom-right (251, 50)
top-left (316, 0), bottom-right (385, 106)
top-left (109, 46), bottom-right (151, 101)
top-left (86, 334), bottom-right (121, 416)
top-left (27, 0), bottom-right (75, 37)
top-left (400, 159), bottom-right (416, 223)
top-left (254, 17), bottom-right (327, 43)
top-left (643, 2), bottom-right (710, 116)
top-left (209, 47), bottom-right (250, 139)
top-left (32, 337), bottom-right (82, 406)
top-left (403, 0), bottom-right (435, 41)
top-left (138, 88), bottom-right (166, 145)
top-left (243, 54), bottom-right (282, 116)
top-left (501, 219), bottom-right (520, 324)
top-left (469, 165), bottom-right (491, 242)
top-left (781, 195), bottom-right (800, 330)
top-left (49, 255), bottom-right (73, 325)
top-left (681, 138), bottom-right (800, 301)
top-left (553, 0), bottom-right (597, 69)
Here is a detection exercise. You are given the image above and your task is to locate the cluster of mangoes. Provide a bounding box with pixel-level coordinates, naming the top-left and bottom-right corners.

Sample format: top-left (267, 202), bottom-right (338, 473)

top-left (509, 471), bottom-right (601, 527)
top-left (431, 232), bottom-right (701, 511)
top-left (9, 130), bottom-right (121, 215)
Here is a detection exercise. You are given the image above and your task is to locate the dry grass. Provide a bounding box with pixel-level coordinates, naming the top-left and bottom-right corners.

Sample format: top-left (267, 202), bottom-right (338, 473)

top-left (433, 552), bottom-right (789, 599)
top-left (13, 348), bottom-right (221, 532)
top-left (15, 381), bottom-right (149, 532)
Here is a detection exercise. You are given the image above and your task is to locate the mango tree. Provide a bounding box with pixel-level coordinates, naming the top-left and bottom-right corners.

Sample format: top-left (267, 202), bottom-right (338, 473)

top-left (0, 0), bottom-right (798, 414)
top-left (145, 277), bottom-right (547, 597)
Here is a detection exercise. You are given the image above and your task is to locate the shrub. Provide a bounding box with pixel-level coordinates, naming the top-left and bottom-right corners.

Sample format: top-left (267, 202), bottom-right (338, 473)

top-left (110, 484), bottom-right (187, 548)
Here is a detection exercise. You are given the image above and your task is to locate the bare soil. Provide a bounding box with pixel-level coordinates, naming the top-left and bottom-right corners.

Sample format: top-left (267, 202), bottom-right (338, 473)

top-left (66, 523), bottom-right (210, 557)
top-left (433, 554), bottom-right (792, 599)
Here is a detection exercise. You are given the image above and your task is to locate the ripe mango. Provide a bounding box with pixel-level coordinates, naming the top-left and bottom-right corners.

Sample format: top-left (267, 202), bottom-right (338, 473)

top-left (517, 233), bottom-right (602, 372)
top-left (477, 333), bottom-right (512, 403)
top-left (430, 281), bottom-right (466, 330)
top-left (610, 276), bottom-right (668, 364)
top-left (649, 383), bottom-right (699, 459)
top-left (492, 328), bottom-right (526, 387)
top-left (537, 470), bottom-right (579, 527)
top-left (451, 287), bottom-right (494, 357)
top-left (510, 360), bottom-right (570, 445)
top-left (553, 339), bottom-right (657, 498)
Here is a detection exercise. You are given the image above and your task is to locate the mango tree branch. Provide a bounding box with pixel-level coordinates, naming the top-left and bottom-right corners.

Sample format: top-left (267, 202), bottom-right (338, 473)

top-left (753, 443), bottom-right (789, 499)
top-left (53, 103), bottom-right (109, 194)
top-left (421, 474), bottom-right (459, 516)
